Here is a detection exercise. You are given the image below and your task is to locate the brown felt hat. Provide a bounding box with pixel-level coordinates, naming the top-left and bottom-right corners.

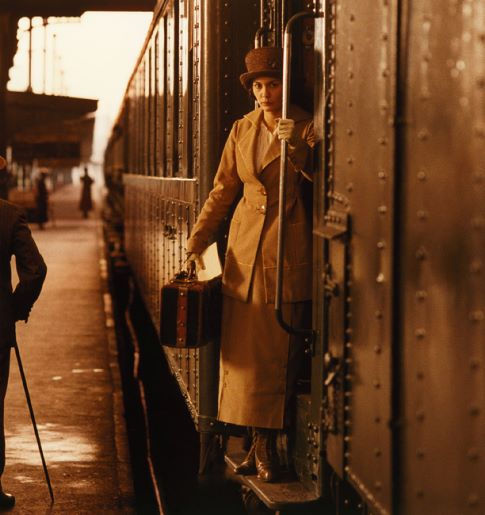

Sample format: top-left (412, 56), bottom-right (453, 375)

top-left (240, 47), bottom-right (283, 90)
top-left (0, 156), bottom-right (6, 170)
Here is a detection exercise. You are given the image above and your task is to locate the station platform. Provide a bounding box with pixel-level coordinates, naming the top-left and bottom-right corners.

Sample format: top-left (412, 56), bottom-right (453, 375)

top-left (3, 183), bottom-right (135, 513)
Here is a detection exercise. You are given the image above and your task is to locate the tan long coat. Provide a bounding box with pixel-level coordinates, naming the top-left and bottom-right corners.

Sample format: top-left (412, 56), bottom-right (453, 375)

top-left (187, 106), bottom-right (314, 428)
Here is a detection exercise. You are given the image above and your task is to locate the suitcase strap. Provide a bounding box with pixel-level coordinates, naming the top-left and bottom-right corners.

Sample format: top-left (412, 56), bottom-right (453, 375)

top-left (176, 286), bottom-right (189, 347)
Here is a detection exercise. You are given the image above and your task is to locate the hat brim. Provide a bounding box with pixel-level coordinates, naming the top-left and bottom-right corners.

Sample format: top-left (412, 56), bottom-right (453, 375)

top-left (0, 156), bottom-right (6, 170)
top-left (240, 70), bottom-right (282, 91)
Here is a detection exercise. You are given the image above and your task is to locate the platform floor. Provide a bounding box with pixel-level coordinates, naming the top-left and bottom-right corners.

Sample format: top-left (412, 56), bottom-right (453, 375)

top-left (3, 184), bottom-right (134, 513)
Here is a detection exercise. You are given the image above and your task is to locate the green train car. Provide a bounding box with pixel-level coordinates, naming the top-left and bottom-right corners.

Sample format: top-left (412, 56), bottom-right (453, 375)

top-left (104, 1), bottom-right (485, 513)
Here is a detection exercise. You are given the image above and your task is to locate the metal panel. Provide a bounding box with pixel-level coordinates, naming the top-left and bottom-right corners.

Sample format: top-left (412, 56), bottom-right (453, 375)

top-left (323, 1), bottom-right (398, 513)
top-left (399, 1), bottom-right (485, 513)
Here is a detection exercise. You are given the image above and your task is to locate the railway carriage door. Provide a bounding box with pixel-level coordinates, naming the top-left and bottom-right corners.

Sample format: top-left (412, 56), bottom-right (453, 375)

top-left (314, 1), bottom-right (399, 512)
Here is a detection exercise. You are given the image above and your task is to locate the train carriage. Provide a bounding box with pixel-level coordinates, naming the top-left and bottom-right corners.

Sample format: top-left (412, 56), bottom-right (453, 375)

top-left (104, 0), bottom-right (484, 513)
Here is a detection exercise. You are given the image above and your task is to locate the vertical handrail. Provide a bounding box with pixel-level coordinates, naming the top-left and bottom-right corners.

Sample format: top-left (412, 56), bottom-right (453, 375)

top-left (275, 11), bottom-right (319, 335)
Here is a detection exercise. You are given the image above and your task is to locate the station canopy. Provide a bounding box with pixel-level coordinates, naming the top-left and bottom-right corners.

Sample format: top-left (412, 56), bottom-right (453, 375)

top-left (7, 91), bottom-right (98, 167)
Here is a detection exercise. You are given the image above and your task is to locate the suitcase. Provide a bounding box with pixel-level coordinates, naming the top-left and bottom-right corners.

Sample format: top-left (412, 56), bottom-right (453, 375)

top-left (160, 270), bottom-right (222, 348)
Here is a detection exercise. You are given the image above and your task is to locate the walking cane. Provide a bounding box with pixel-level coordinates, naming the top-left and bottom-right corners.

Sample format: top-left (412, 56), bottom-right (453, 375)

top-left (13, 343), bottom-right (54, 504)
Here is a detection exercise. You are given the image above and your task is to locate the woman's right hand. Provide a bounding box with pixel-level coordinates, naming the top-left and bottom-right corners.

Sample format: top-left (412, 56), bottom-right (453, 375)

top-left (186, 252), bottom-right (206, 273)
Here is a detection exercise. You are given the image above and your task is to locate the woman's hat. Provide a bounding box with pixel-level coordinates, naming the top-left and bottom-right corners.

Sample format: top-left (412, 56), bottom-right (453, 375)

top-left (240, 47), bottom-right (283, 90)
top-left (0, 156), bottom-right (6, 170)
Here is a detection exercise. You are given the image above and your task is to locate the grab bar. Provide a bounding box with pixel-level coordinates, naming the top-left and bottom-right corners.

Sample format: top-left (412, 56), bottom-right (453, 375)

top-left (275, 11), bottom-right (321, 337)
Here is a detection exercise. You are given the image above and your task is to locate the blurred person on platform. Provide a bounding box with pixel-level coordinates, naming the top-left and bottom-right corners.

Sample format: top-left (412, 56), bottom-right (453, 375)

top-left (0, 159), bottom-right (12, 201)
top-left (79, 166), bottom-right (94, 219)
top-left (0, 154), bottom-right (47, 509)
top-left (35, 170), bottom-right (49, 230)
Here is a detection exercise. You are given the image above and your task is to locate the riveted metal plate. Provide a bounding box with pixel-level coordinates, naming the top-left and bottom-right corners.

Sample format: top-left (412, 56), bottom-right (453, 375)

top-left (322, 1), bottom-right (398, 513)
top-left (399, 1), bottom-right (485, 513)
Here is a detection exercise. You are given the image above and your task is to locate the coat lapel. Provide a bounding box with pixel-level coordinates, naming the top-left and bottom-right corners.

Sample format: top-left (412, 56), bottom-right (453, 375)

top-left (238, 109), bottom-right (262, 178)
top-left (238, 105), bottom-right (312, 177)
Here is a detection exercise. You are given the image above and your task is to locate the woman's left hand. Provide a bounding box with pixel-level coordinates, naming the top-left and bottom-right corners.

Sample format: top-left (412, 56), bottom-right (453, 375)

top-left (276, 118), bottom-right (297, 145)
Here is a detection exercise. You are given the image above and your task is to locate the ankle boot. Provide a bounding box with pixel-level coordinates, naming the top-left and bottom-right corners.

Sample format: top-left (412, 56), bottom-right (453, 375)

top-left (255, 429), bottom-right (279, 482)
top-left (0, 491), bottom-right (15, 509)
top-left (234, 434), bottom-right (257, 475)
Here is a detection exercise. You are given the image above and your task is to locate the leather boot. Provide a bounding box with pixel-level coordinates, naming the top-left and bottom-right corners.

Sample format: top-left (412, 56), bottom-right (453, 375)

top-left (234, 433), bottom-right (257, 475)
top-left (255, 429), bottom-right (279, 482)
top-left (0, 491), bottom-right (15, 509)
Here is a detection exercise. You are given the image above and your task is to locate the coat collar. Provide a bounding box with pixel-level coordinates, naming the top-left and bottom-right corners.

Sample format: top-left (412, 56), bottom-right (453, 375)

top-left (238, 106), bottom-right (311, 175)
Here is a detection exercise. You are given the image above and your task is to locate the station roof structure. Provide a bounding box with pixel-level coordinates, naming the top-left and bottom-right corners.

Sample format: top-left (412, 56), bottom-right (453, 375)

top-left (0, 0), bottom-right (156, 156)
top-left (7, 91), bottom-right (98, 166)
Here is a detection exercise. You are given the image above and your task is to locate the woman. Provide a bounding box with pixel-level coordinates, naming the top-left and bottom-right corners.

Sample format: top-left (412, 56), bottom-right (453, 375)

top-left (79, 167), bottom-right (94, 218)
top-left (186, 47), bottom-right (314, 482)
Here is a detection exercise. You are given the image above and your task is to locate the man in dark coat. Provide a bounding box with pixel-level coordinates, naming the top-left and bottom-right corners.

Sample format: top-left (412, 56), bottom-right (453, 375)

top-left (0, 155), bottom-right (47, 509)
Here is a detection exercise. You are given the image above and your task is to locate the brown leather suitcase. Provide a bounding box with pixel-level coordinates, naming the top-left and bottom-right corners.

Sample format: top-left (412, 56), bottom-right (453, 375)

top-left (160, 271), bottom-right (222, 348)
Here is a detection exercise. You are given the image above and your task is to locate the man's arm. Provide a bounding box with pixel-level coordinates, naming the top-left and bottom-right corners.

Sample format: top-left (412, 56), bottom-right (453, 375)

top-left (11, 211), bottom-right (47, 321)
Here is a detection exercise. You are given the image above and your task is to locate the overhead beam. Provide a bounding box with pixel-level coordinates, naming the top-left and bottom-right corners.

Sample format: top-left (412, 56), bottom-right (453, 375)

top-left (0, 0), bottom-right (156, 16)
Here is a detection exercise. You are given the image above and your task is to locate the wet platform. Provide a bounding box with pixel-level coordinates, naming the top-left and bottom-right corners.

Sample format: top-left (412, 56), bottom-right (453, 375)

top-left (3, 183), bottom-right (134, 513)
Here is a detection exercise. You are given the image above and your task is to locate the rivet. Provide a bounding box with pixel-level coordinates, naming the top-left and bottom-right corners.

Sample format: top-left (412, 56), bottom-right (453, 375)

top-left (348, 70), bottom-right (354, 79)
top-left (374, 481), bottom-right (382, 490)
top-left (469, 405), bottom-right (480, 416)
top-left (374, 448), bottom-right (382, 457)
top-left (350, 13), bottom-right (355, 21)
top-left (347, 128), bottom-right (354, 136)
top-left (473, 171), bottom-right (485, 184)
top-left (416, 489), bottom-right (424, 498)
top-left (467, 494), bottom-right (479, 507)
top-left (475, 126), bottom-right (485, 138)
top-left (347, 156), bottom-right (354, 165)
top-left (416, 290), bottom-right (427, 301)
top-left (469, 310), bottom-right (484, 322)
top-left (378, 137), bottom-right (387, 146)
top-left (373, 380), bottom-right (381, 389)
top-left (417, 210), bottom-right (428, 220)
top-left (471, 216), bottom-right (485, 229)
top-left (470, 358), bottom-right (480, 370)
top-left (378, 171), bottom-right (387, 180)
top-left (418, 129), bottom-right (430, 141)
top-left (382, 68), bottom-right (390, 77)
top-left (344, 436), bottom-right (351, 443)
top-left (416, 449), bottom-right (425, 459)
top-left (417, 170), bottom-right (427, 181)
top-left (377, 240), bottom-right (386, 250)
top-left (378, 205), bottom-right (388, 214)
top-left (375, 310), bottom-right (383, 318)
top-left (470, 260), bottom-right (482, 274)
top-left (374, 416), bottom-right (381, 423)
top-left (349, 43), bottom-right (354, 51)
top-left (416, 410), bottom-right (425, 422)
top-left (347, 182), bottom-right (354, 192)
top-left (467, 448), bottom-right (479, 461)
top-left (376, 273), bottom-right (385, 283)
top-left (374, 345), bottom-right (382, 354)
top-left (416, 246), bottom-right (428, 260)
top-left (415, 328), bottom-right (426, 339)
top-left (416, 371), bottom-right (424, 380)
top-left (348, 100), bottom-right (354, 107)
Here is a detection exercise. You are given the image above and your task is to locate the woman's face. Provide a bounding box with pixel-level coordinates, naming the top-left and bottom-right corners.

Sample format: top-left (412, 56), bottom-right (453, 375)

top-left (252, 76), bottom-right (283, 114)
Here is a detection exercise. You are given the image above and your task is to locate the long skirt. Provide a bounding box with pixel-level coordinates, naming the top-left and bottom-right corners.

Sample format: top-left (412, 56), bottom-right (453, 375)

top-left (217, 250), bottom-right (308, 430)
